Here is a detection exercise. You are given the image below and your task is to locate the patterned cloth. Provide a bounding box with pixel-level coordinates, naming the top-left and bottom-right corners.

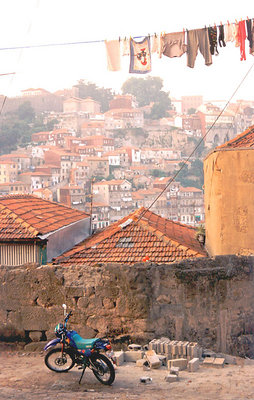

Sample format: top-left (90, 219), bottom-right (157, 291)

top-left (208, 26), bottom-right (219, 55)
top-left (129, 36), bottom-right (151, 74)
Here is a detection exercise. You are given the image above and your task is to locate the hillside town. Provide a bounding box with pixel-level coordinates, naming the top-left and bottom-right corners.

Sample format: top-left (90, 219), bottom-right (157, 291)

top-left (0, 84), bottom-right (253, 233)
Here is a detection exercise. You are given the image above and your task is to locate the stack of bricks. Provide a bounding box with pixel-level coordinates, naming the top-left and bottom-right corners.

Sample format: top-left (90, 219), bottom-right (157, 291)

top-left (148, 337), bottom-right (202, 361)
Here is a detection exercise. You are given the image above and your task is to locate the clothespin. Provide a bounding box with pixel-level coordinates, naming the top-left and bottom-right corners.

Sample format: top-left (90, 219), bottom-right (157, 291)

top-left (220, 21), bottom-right (223, 26)
top-left (235, 19), bottom-right (238, 24)
top-left (154, 32), bottom-right (157, 38)
top-left (119, 36), bottom-right (121, 42)
top-left (247, 16), bottom-right (249, 21)
top-left (227, 20), bottom-right (230, 25)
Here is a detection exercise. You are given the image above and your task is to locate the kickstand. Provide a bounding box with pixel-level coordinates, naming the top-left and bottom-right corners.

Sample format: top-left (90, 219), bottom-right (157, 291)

top-left (79, 365), bottom-right (86, 385)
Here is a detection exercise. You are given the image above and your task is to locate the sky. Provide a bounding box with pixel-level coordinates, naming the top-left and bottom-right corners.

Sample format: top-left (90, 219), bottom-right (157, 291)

top-left (0, 0), bottom-right (253, 104)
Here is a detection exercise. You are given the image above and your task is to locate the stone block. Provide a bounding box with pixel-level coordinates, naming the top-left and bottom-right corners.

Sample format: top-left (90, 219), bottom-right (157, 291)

top-left (125, 350), bottom-right (144, 362)
top-left (182, 341), bottom-right (189, 357)
top-left (170, 366), bottom-right (180, 376)
top-left (136, 359), bottom-right (147, 367)
top-left (29, 331), bottom-right (42, 342)
top-left (146, 350), bottom-right (161, 369)
top-left (168, 358), bottom-right (188, 371)
top-left (114, 351), bottom-right (125, 366)
top-left (177, 341), bottom-right (184, 357)
top-left (216, 353), bottom-right (236, 365)
top-left (128, 343), bottom-right (142, 351)
top-left (203, 357), bottom-right (215, 366)
top-left (165, 374), bottom-right (179, 383)
top-left (213, 358), bottom-right (225, 367)
top-left (25, 341), bottom-right (47, 352)
top-left (140, 376), bottom-right (152, 384)
top-left (159, 355), bottom-right (167, 366)
top-left (188, 357), bottom-right (200, 372)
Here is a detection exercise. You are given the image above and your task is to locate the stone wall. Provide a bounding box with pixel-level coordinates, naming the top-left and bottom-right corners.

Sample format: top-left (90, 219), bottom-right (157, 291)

top-left (1, 256), bottom-right (254, 356)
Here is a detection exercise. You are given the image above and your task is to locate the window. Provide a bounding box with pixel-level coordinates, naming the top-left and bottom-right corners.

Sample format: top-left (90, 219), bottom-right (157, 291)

top-left (116, 237), bottom-right (134, 248)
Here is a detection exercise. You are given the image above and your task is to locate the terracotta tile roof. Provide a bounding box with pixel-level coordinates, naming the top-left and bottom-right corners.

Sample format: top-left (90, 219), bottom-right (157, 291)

top-left (217, 125), bottom-right (254, 149)
top-left (0, 195), bottom-right (89, 240)
top-left (179, 187), bottom-right (203, 193)
top-left (54, 207), bottom-right (207, 266)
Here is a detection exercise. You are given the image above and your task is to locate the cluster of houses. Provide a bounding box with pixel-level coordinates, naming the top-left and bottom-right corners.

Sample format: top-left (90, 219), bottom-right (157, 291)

top-left (0, 87), bottom-right (254, 267)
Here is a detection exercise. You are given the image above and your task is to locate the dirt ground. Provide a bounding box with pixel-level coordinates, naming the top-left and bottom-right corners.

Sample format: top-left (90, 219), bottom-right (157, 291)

top-left (1, 344), bottom-right (254, 400)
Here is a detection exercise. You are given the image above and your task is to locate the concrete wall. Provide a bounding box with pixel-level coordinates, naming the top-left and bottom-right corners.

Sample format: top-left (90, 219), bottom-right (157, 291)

top-left (1, 256), bottom-right (254, 356)
top-left (45, 217), bottom-right (91, 261)
top-left (204, 148), bottom-right (254, 256)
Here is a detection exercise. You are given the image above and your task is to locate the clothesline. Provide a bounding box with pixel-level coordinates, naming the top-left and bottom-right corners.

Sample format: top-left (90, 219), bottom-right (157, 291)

top-left (0, 18), bottom-right (252, 52)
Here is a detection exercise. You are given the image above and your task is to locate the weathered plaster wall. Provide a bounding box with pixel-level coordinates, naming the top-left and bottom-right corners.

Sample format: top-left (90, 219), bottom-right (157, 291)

top-left (204, 148), bottom-right (254, 256)
top-left (1, 256), bottom-right (254, 356)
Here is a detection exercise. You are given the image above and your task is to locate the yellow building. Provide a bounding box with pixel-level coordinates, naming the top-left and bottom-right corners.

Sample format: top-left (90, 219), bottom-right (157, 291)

top-left (204, 125), bottom-right (254, 256)
top-left (0, 160), bottom-right (18, 183)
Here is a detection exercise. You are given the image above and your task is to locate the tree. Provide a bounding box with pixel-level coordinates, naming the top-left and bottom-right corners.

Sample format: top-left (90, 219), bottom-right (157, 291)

top-left (73, 80), bottom-right (113, 112)
top-left (150, 169), bottom-right (166, 178)
top-left (122, 76), bottom-right (171, 119)
top-left (16, 101), bottom-right (35, 122)
top-left (187, 108), bottom-right (196, 115)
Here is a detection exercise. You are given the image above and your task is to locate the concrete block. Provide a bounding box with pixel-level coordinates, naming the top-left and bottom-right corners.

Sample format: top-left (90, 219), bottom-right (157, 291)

top-left (147, 355), bottom-right (161, 369)
top-left (159, 355), bottom-right (167, 366)
top-left (136, 359), bottom-right (147, 367)
top-left (146, 350), bottom-right (161, 369)
top-left (188, 357), bottom-right (200, 372)
top-left (128, 343), bottom-right (142, 351)
top-left (170, 366), bottom-right (180, 376)
top-left (182, 342), bottom-right (189, 357)
top-left (177, 341), bottom-right (184, 357)
top-left (216, 353), bottom-right (236, 365)
top-left (168, 358), bottom-right (188, 371)
top-left (125, 350), bottom-right (144, 363)
top-left (165, 374), bottom-right (179, 383)
top-left (213, 358), bottom-right (225, 367)
top-left (203, 357), bottom-right (215, 366)
top-left (187, 342), bottom-right (199, 358)
top-left (148, 339), bottom-right (157, 352)
top-left (140, 376), bottom-right (152, 384)
top-left (114, 351), bottom-right (125, 366)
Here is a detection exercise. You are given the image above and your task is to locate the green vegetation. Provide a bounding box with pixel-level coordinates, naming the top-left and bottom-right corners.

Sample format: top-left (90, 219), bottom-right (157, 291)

top-left (74, 80), bottom-right (113, 112)
top-left (177, 159), bottom-right (204, 190)
top-left (150, 169), bottom-right (166, 178)
top-left (0, 102), bottom-right (57, 155)
top-left (122, 76), bottom-right (171, 119)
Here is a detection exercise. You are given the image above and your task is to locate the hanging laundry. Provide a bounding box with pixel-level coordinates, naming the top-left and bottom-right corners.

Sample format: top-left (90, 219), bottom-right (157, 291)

top-left (105, 40), bottom-right (121, 71)
top-left (237, 20), bottom-right (247, 60)
top-left (129, 36), bottom-right (151, 74)
top-left (246, 19), bottom-right (254, 55)
top-left (152, 34), bottom-right (160, 54)
top-left (225, 22), bottom-right (234, 42)
top-left (160, 31), bottom-right (186, 58)
top-left (122, 38), bottom-right (130, 56)
top-left (218, 25), bottom-right (226, 47)
top-left (187, 28), bottom-right (212, 68)
top-left (208, 26), bottom-right (219, 55)
top-left (234, 23), bottom-right (240, 47)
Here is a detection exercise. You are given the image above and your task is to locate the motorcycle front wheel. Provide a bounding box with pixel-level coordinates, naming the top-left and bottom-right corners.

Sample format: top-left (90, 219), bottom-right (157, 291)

top-left (90, 353), bottom-right (115, 385)
top-left (45, 348), bottom-right (75, 373)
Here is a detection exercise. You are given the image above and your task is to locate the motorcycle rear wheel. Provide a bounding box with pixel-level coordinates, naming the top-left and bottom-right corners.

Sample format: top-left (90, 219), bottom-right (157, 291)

top-left (90, 353), bottom-right (115, 385)
top-left (45, 348), bottom-right (75, 373)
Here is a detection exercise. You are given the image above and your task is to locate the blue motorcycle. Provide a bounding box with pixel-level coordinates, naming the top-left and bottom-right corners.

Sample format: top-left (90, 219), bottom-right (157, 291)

top-left (44, 304), bottom-right (115, 385)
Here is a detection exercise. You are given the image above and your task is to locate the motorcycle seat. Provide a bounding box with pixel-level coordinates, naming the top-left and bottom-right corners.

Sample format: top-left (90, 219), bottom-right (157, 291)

top-left (71, 333), bottom-right (99, 350)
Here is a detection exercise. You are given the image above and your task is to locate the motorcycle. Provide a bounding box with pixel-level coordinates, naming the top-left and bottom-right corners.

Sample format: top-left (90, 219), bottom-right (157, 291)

top-left (44, 304), bottom-right (115, 385)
